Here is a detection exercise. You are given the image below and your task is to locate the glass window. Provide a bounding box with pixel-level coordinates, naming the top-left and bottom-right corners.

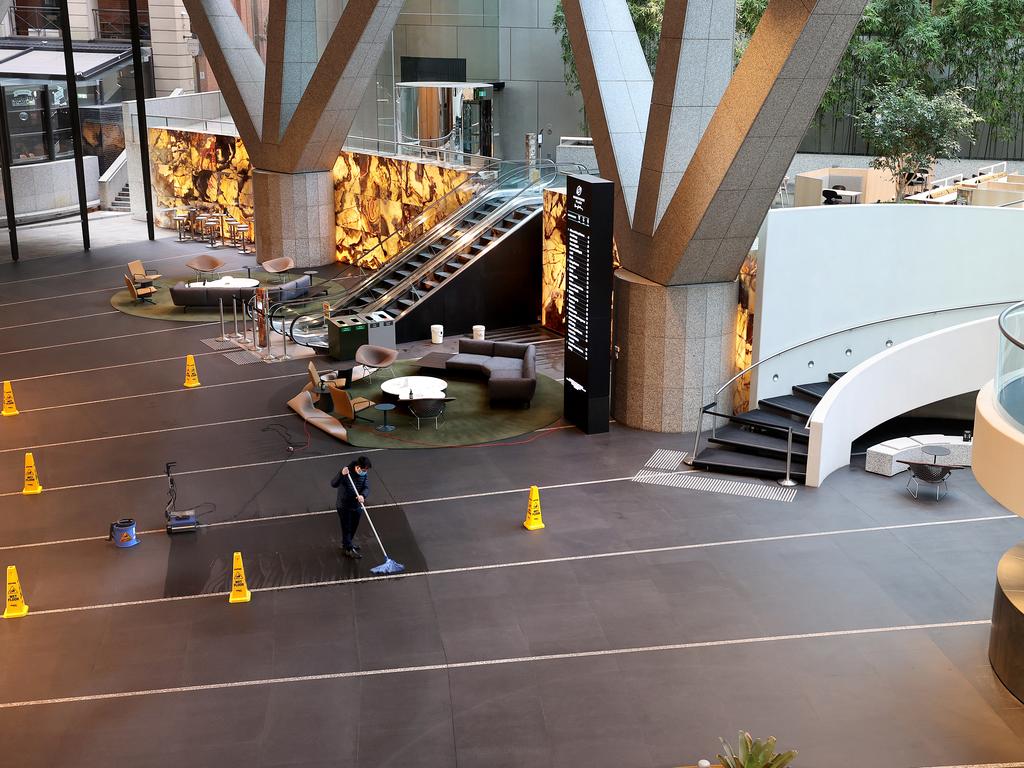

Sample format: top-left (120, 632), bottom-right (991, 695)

top-left (6, 86), bottom-right (48, 165)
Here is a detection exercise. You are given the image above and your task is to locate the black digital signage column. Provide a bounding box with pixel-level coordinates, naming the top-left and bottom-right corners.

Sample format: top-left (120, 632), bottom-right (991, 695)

top-left (564, 174), bottom-right (614, 434)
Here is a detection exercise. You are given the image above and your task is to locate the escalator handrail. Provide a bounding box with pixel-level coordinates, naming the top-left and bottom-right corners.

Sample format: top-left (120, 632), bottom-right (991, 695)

top-left (360, 163), bottom-right (562, 316)
top-left (281, 161), bottom-right (557, 344)
top-left (262, 162), bottom-right (510, 331)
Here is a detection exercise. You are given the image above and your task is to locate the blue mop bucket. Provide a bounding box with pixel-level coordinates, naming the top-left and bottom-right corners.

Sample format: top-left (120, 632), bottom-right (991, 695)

top-left (109, 518), bottom-right (139, 548)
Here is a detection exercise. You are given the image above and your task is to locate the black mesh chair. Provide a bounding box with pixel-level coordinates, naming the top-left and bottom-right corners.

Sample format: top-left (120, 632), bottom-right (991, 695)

top-left (898, 460), bottom-right (962, 501)
top-left (408, 397), bottom-right (447, 430)
top-left (822, 189), bottom-right (841, 205)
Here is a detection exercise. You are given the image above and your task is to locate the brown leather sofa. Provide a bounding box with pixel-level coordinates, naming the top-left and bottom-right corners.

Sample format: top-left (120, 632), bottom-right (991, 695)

top-left (446, 339), bottom-right (537, 405)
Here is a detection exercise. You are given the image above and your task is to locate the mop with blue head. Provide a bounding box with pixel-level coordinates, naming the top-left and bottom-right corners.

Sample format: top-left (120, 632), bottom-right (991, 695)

top-left (348, 472), bottom-right (405, 575)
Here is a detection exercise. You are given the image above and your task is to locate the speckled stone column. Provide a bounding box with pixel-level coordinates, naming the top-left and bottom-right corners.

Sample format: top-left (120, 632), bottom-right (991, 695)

top-left (612, 270), bottom-right (737, 432)
top-left (252, 169), bottom-right (336, 267)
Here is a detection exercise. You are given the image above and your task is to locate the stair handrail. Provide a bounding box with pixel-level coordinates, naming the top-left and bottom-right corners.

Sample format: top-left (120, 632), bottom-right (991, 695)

top-left (687, 298), bottom-right (1019, 467)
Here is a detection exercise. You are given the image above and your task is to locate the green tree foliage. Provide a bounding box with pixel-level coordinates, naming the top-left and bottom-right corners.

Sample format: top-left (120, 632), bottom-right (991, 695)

top-left (855, 85), bottom-right (979, 199)
top-left (736, 0), bottom-right (1024, 144)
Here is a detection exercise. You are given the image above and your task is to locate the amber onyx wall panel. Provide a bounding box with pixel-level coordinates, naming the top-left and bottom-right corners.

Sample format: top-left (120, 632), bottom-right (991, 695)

top-left (148, 128), bottom-right (472, 266)
top-left (542, 189), bottom-right (568, 335)
top-left (331, 151), bottom-right (472, 268)
top-left (149, 128), bottom-right (256, 231)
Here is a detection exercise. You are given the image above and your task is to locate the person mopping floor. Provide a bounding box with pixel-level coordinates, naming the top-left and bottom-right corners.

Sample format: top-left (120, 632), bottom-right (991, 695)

top-left (332, 456), bottom-right (371, 559)
top-left (330, 456), bottom-right (405, 574)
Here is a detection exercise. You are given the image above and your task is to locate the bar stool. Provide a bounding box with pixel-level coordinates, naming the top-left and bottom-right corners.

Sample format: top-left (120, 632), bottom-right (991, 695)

top-left (224, 217), bottom-right (238, 248)
top-left (204, 218), bottom-right (221, 248)
top-left (173, 212), bottom-right (190, 241)
top-left (235, 223), bottom-right (251, 254)
top-left (193, 214), bottom-right (209, 243)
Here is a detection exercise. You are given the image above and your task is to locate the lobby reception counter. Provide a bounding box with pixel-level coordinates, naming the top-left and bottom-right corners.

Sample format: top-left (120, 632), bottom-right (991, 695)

top-left (990, 542), bottom-right (1024, 704)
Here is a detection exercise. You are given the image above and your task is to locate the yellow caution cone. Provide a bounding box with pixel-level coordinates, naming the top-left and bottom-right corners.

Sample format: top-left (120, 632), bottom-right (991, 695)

top-left (228, 551), bottom-right (251, 603)
top-left (183, 354), bottom-right (201, 388)
top-left (22, 452), bottom-right (42, 495)
top-left (3, 565), bottom-right (28, 618)
top-left (523, 485), bottom-right (544, 531)
top-left (1, 381), bottom-right (17, 416)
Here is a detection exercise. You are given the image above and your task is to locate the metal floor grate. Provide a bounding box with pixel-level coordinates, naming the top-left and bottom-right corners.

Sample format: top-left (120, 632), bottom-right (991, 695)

top-left (224, 350), bottom-right (263, 365)
top-left (201, 337), bottom-right (240, 351)
top-left (645, 449), bottom-right (688, 471)
top-left (632, 468), bottom-right (798, 503)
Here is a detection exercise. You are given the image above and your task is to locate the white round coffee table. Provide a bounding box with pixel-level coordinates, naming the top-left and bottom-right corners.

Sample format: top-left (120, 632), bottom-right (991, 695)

top-left (187, 275), bottom-right (260, 289)
top-left (380, 375), bottom-right (448, 401)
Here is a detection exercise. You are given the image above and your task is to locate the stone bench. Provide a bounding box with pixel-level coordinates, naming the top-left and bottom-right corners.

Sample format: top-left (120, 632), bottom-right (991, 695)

top-left (865, 434), bottom-right (973, 477)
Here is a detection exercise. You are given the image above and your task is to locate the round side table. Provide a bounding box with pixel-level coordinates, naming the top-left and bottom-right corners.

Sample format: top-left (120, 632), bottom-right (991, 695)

top-left (374, 403), bottom-right (396, 432)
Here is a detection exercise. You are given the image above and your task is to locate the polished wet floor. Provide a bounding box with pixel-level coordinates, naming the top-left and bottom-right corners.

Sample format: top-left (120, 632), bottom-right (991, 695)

top-left (1, 236), bottom-right (1023, 767)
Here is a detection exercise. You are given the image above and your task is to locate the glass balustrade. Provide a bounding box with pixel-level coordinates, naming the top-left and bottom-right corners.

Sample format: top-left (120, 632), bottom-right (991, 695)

top-left (997, 301), bottom-right (1024, 429)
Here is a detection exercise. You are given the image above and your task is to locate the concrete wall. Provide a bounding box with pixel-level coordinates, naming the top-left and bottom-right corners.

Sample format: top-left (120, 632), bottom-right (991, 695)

top-left (0, 157), bottom-right (100, 225)
top-left (752, 204), bottom-right (1024, 403)
top-left (150, 0), bottom-right (197, 95)
top-left (123, 91), bottom-right (233, 220)
top-left (347, 0), bottom-right (584, 162)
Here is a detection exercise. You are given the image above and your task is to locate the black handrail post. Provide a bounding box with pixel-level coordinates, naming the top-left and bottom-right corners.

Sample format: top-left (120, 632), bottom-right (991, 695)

top-left (0, 86), bottom-right (19, 261)
top-left (57, 0), bottom-right (90, 251)
top-left (129, 0), bottom-right (154, 240)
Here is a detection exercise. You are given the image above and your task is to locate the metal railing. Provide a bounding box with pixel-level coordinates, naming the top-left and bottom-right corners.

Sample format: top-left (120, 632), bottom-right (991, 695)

top-left (997, 300), bottom-right (1024, 429)
top-left (6, 5), bottom-right (60, 37)
top-left (92, 7), bottom-right (150, 40)
top-left (688, 300), bottom-right (1020, 483)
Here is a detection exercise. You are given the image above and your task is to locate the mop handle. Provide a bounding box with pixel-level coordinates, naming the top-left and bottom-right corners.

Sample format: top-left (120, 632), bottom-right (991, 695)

top-left (346, 470), bottom-right (390, 559)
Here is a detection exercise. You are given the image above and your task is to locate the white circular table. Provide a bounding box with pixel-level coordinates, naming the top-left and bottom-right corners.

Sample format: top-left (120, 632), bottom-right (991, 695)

top-left (187, 276), bottom-right (260, 289)
top-left (380, 375), bottom-right (448, 401)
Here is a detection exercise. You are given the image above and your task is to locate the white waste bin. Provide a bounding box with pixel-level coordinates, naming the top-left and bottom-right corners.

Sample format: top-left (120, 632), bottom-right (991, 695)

top-left (430, 324), bottom-right (444, 344)
top-left (472, 325), bottom-right (486, 340)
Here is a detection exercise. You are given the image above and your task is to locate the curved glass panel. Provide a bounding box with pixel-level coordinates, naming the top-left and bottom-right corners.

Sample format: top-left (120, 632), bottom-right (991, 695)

top-left (997, 301), bottom-right (1024, 429)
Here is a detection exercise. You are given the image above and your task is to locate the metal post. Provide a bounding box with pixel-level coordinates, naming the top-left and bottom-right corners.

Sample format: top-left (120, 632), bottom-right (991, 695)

top-left (278, 311), bottom-right (292, 361)
top-left (56, 0), bottom-right (90, 251)
top-left (128, 0), bottom-right (154, 240)
top-left (0, 87), bottom-right (18, 261)
top-left (217, 298), bottom-right (227, 342)
top-left (685, 408), bottom-right (704, 466)
top-left (231, 298), bottom-right (242, 340)
top-left (779, 428), bottom-right (798, 487)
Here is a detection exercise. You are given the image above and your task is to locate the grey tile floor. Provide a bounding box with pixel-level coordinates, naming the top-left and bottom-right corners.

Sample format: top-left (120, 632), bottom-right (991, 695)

top-left (0, 232), bottom-right (1023, 767)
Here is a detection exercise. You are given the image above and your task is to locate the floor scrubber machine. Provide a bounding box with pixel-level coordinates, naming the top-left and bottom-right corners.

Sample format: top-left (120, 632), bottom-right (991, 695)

top-left (164, 461), bottom-right (198, 534)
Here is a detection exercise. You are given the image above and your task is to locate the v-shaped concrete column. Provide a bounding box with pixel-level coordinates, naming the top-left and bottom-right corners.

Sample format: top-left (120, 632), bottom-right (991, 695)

top-left (565, 0), bottom-right (867, 431)
top-left (180, 0), bottom-right (403, 265)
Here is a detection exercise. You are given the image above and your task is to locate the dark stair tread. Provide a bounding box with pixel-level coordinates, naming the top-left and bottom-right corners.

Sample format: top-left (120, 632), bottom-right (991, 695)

top-left (793, 381), bottom-right (831, 399)
top-left (828, 372), bottom-right (846, 383)
top-left (730, 409), bottom-right (809, 439)
top-left (759, 394), bottom-right (815, 418)
top-left (709, 426), bottom-right (808, 459)
top-left (691, 447), bottom-right (806, 481)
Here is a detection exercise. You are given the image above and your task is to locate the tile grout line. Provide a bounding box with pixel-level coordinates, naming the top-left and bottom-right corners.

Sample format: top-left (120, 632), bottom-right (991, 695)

top-left (0, 251), bottom-right (204, 286)
top-left (0, 310), bottom-right (121, 331)
top-left (0, 322), bottom-right (218, 357)
top-left (8, 350), bottom-right (226, 383)
top-left (16, 372), bottom-right (307, 415)
top-left (0, 619), bottom-right (991, 709)
top-left (12, 514), bottom-right (1016, 612)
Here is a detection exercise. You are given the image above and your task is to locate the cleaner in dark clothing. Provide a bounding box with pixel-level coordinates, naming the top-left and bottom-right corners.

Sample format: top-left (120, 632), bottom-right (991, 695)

top-left (331, 456), bottom-right (371, 558)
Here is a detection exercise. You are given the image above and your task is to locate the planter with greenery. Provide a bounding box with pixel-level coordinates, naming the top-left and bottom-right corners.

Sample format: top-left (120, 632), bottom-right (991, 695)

top-left (717, 731), bottom-right (797, 768)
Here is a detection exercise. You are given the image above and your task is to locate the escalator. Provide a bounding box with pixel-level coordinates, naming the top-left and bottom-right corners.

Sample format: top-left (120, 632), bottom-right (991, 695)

top-left (272, 161), bottom-right (565, 348)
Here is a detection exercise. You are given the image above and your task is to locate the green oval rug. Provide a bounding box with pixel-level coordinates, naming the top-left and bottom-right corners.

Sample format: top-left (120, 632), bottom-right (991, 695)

top-left (342, 360), bottom-right (564, 449)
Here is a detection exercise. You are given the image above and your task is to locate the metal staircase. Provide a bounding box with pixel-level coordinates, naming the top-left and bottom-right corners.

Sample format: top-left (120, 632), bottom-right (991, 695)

top-left (690, 373), bottom-right (845, 483)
